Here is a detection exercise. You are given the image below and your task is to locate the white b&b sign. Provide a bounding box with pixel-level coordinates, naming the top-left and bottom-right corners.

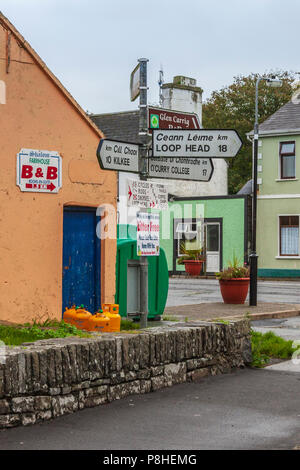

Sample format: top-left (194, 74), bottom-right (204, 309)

top-left (17, 149), bottom-right (62, 193)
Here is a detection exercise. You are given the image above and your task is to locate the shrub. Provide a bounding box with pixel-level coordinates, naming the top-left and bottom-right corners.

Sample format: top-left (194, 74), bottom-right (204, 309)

top-left (216, 254), bottom-right (250, 280)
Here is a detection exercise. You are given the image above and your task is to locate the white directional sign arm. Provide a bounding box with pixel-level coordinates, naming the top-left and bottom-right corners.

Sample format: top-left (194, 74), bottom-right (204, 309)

top-left (152, 129), bottom-right (243, 158)
top-left (97, 139), bottom-right (139, 173)
top-left (148, 157), bottom-right (214, 181)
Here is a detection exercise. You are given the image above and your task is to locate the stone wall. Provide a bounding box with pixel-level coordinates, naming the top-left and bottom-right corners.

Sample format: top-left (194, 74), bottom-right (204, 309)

top-left (0, 320), bottom-right (252, 429)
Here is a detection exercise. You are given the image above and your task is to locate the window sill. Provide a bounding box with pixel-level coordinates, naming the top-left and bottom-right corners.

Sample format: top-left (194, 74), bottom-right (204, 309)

top-left (275, 178), bottom-right (298, 182)
top-left (275, 256), bottom-right (300, 259)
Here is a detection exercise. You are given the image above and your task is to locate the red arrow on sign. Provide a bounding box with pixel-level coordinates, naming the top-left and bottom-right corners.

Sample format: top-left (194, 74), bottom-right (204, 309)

top-left (128, 186), bottom-right (132, 199)
top-left (47, 183), bottom-right (56, 191)
top-left (25, 182), bottom-right (56, 191)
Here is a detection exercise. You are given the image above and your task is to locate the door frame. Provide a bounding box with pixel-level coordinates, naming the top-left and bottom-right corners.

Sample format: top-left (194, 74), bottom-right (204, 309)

top-left (62, 205), bottom-right (102, 313)
top-left (204, 219), bottom-right (222, 274)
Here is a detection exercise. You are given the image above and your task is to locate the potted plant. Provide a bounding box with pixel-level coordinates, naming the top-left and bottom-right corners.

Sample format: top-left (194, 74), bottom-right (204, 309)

top-left (177, 242), bottom-right (205, 276)
top-left (216, 256), bottom-right (250, 304)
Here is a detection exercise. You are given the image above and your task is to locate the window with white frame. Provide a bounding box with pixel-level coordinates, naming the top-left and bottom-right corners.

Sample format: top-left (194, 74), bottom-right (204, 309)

top-left (176, 220), bottom-right (202, 256)
top-left (279, 141), bottom-right (295, 179)
top-left (279, 216), bottom-right (299, 256)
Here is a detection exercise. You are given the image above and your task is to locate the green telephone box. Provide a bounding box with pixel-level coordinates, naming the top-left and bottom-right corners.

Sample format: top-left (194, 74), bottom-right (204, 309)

top-left (115, 238), bottom-right (169, 319)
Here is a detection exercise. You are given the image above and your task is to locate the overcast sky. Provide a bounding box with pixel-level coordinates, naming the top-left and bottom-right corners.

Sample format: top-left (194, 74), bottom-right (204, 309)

top-left (1, 0), bottom-right (299, 114)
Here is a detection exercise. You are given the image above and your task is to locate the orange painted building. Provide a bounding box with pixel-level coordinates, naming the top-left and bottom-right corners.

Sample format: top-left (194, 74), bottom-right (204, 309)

top-left (0, 14), bottom-right (117, 324)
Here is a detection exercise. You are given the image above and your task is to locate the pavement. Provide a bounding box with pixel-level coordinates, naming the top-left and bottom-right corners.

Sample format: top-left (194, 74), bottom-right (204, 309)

top-left (164, 301), bottom-right (300, 321)
top-left (164, 278), bottom-right (300, 322)
top-left (1, 368), bottom-right (300, 450)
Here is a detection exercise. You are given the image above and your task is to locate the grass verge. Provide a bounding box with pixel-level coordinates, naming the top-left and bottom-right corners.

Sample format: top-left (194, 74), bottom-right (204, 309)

top-left (162, 315), bottom-right (180, 322)
top-left (251, 329), bottom-right (296, 367)
top-left (0, 318), bottom-right (144, 346)
top-left (0, 321), bottom-right (89, 346)
top-left (120, 319), bottom-right (140, 331)
top-left (210, 318), bottom-right (230, 325)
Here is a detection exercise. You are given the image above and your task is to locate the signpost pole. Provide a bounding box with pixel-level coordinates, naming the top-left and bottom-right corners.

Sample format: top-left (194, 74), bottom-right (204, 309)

top-left (138, 58), bottom-right (149, 328)
top-left (249, 78), bottom-right (260, 307)
top-left (138, 58), bottom-right (149, 181)
top-left (139, 255), bottom-right (148, 328)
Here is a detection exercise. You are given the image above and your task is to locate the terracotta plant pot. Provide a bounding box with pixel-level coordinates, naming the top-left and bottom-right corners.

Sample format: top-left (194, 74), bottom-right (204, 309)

top-left (219, 278), bottom-right (250, 304)
top-left (183, 260), bottom-right (204, 276)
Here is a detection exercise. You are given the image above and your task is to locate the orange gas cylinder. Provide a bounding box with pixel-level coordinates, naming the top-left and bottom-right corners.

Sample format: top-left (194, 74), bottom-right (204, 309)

top-left (86, 310), bottom-right (110, 332)
top-left (63, 305), bottom-right (77, 325)
top-left (70, 305), bottom-right (92, 330)
top-left (107, 312), bottom-right (121, 333)
top-left (102, 303), bottom-right (119, 315)
top-left (102, 304), bottom-right (121, 332)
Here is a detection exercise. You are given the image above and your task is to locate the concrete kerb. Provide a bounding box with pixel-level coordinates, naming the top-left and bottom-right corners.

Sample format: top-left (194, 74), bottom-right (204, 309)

top-left (221, 309), bottom-right (300, 322)
top-left (163, 305), bottom-right (300, 323)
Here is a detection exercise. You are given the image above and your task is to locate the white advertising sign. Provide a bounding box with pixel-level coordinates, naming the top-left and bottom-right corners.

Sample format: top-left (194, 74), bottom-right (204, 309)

top-left (152, 129), bottom-right (243, 158)
top-left (17, 149), bottom-right (62, 193)
top-left (127, 178), bottom-right (168, 210)
top-left (137, 212), bottom-right (160, 256)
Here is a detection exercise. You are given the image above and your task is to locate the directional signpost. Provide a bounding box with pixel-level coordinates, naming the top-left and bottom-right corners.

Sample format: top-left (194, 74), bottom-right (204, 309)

top-left (96, 139), bottom-right (139, 173)
top-left (152, 129), bottom-right (243, 159)
top-left (148, 106), bottom-right (201, 131)
top-left (130, 63), bottom-right (140, 102)
top-left (148, 106), bottom-right (211, 181)
top-left (148, 157), bottom-right (214, 181)
top-left (96, 59), bottom-right (244, 329)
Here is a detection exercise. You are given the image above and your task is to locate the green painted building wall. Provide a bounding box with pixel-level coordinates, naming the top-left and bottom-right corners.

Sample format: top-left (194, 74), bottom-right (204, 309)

top-left (257, 134), bottom-right (300, 277)
top-left (159, 196), bottom-right (247, 273)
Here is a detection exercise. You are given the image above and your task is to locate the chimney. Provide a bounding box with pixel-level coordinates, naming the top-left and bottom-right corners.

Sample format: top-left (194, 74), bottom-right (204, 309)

top-left (161, 75), bottom-right (203, 126)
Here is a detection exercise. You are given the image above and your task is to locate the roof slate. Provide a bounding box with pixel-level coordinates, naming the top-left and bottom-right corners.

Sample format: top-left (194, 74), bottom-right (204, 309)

top-left (90, 111), bottom-right (140, 144)
top-left (258, 99), bottom-right (300, 134)
top-left (237, 179), bottom-right (252, 195)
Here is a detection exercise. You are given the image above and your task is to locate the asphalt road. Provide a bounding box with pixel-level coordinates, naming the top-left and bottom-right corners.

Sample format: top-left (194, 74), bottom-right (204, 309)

top-left (1, 368), bottom-right (300, 450)
top-left (167, 278), bottom-right (300, 307)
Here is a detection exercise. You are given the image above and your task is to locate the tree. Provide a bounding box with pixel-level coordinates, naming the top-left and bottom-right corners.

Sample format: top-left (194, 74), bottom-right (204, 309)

top-left (202, 71), bottom-right (297, 194)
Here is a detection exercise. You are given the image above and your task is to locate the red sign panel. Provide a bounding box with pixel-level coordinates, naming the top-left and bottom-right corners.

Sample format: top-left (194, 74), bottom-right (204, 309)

top-left (148, 106), bottom-right (200, 132)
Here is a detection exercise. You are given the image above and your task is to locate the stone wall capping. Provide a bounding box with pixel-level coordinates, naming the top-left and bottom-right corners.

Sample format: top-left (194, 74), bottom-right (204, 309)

top-left (0, 320), bottom-right (251, 428)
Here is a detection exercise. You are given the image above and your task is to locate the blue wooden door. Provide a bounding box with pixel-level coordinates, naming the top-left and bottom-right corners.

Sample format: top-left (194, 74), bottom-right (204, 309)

top-left (62, 207), bottom-right (101, 314)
